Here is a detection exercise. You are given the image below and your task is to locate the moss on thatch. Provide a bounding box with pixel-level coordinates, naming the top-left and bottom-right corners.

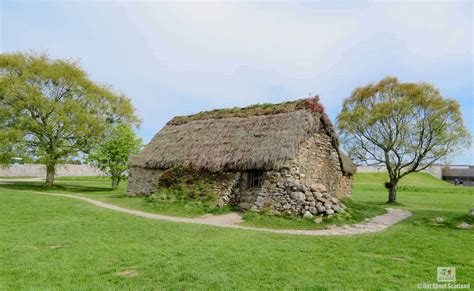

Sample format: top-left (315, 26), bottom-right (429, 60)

top-left (168, 99), bottom-right (308, 126)
top-left (129, 97), bottom-right (356, 175)
top-left (168, 97), bottom-right (326, 126)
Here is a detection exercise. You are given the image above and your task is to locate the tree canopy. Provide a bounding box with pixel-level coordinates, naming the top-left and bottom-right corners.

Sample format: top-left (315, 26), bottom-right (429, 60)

top-left (0, 52), bottom-right (141, 185)
top-left (88, 124), bottom-right (142, 190)
top-left (337, 77), bottom-right (470, 203)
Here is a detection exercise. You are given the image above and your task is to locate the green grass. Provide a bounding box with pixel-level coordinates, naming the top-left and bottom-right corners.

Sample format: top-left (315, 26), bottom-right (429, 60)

top-left (0, 177), bottom-right (381, 224)
top-left (241, 198), bottom-right (386, 230)
top-left (0, 173), bottom-right (473, 289)
top-left (353, 173), bottom-right (473, 213)
top-left (0, 177), bottom-right (234, 218)
top-left (145, 189), bottom-right (235, 216)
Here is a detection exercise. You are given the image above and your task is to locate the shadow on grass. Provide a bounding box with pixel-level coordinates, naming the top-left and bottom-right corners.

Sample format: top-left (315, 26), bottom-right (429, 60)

top-left (0, 181), bottom-right (110, 193)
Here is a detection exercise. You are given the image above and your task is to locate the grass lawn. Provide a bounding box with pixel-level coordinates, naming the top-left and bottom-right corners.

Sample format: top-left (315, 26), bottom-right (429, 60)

top-left (0, 176), bottom-right (387, 228)
top-left (240, 197), bottom-right (386, 230)
top-left (0, 176), bottom-right (233, 218)
top-left (0, 173), bottom-right (472, 289)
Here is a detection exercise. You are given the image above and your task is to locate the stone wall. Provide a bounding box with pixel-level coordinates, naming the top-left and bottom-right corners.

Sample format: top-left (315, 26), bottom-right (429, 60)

top-left (215, 172), bottom-right (241, 207)
top-left (127, 167), bottom-right (243, 201)
top-left (287, 133), bottom-right (352, 198)
top-left (334, 175), bottom-right (352, 198)
top-left (0, 164), bottom-right (103, 177)
top-left (244, 171), bottom-right (346, 217)
top-left (127, 166), bottom-right (163, 196)
top-left (232, 133), bottom-right (352, 217)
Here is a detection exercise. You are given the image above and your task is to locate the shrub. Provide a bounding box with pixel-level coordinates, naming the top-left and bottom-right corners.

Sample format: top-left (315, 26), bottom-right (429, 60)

top-left (150, 167), bottom-right (234, 210)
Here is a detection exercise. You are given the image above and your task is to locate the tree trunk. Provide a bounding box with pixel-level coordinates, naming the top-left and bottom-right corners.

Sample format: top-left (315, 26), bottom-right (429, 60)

top-left (45, 163), bottom-right (56, 186)
top-left (388, 186), bottom-right (397, 203)
top-left (387, 180), bottom-right (399, 204)
top-left (111, 176), bottom-right (120, 190)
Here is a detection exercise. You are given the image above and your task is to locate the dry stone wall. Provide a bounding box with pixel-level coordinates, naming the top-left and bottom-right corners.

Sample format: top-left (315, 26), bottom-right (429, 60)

top-left (334, 175), bottom-right (352, 198)
top-left (245, 170), bottom-right (347, 217)
top-left (214, 172), bottom-right (241, 207)
top-left (127, 166), bottom-right (163, 196)
top-left (290, 133), bottom-right (352, 198)
top-left (234, 133), bottom-right (353, 217)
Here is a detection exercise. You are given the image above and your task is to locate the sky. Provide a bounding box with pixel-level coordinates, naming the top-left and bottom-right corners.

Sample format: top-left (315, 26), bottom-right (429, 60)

top-left (1, 0), bottom-right (473, 164)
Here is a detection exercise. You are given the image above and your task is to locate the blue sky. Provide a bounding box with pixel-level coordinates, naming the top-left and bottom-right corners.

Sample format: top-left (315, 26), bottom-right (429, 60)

top-left (1, 0), bottom-right (473, 164)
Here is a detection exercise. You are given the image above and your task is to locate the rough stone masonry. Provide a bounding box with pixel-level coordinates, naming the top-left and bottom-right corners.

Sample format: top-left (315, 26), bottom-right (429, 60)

top-left (126, 98), bottom-right (355, 217)
top-left (218, 134), bottom-right (352, 217)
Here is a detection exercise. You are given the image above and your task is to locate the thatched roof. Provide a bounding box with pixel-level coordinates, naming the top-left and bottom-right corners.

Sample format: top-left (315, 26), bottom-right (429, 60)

top-left (130, 98), bottom-right (356, 175)
top-left (338, 151), bottom-right (357, 176)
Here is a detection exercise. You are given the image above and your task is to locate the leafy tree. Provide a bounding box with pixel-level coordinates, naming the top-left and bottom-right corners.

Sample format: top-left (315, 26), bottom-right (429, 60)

top-left (88, 124), bottom-right (142, 189)
top-left (0, 52), bottom-right (140, 185)
top-left (337, 77), bottom-right (470, 203)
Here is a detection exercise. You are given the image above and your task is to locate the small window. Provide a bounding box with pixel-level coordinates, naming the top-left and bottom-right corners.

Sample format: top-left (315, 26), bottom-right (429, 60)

top-left (248, 170), bottom-right (263, 188)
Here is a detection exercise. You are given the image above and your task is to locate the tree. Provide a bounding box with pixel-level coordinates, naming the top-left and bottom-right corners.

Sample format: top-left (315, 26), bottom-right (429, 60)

top-left (88, 124), bottom-right (142, 190)
top-left (0, 52), bottom-right (140, 186)
top-left (337, 77), bottom-right (470, 203)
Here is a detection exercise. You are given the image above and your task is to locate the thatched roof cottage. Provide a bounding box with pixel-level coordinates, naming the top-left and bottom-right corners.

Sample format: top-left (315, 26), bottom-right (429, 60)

top-left (128, 97), bottom-right (356, 217)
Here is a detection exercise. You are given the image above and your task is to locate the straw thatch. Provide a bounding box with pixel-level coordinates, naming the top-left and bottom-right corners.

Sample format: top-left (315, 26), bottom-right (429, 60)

top-left (129, 99), bottom-right (356, 175)
top-left (338, 151), bottom-right (357, 176)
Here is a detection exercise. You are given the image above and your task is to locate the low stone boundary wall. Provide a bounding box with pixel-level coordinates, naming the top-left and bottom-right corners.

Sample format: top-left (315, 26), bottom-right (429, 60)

top-left (0, 164), bottom-right (104, 177)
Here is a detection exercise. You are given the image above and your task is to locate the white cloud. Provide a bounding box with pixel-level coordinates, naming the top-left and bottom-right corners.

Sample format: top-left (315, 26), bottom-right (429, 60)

top-left (2, 1), bottom-right (472, 162)
top-left (111, 1), bottom-right (471, 108)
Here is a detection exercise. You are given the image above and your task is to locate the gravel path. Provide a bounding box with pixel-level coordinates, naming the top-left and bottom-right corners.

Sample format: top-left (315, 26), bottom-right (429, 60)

top-left (3, 188), bottom-right (412, 236)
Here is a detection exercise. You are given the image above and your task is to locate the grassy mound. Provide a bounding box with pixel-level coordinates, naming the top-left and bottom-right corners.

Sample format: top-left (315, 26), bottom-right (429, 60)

top-left (145, 167), bottom-right (235, 216)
